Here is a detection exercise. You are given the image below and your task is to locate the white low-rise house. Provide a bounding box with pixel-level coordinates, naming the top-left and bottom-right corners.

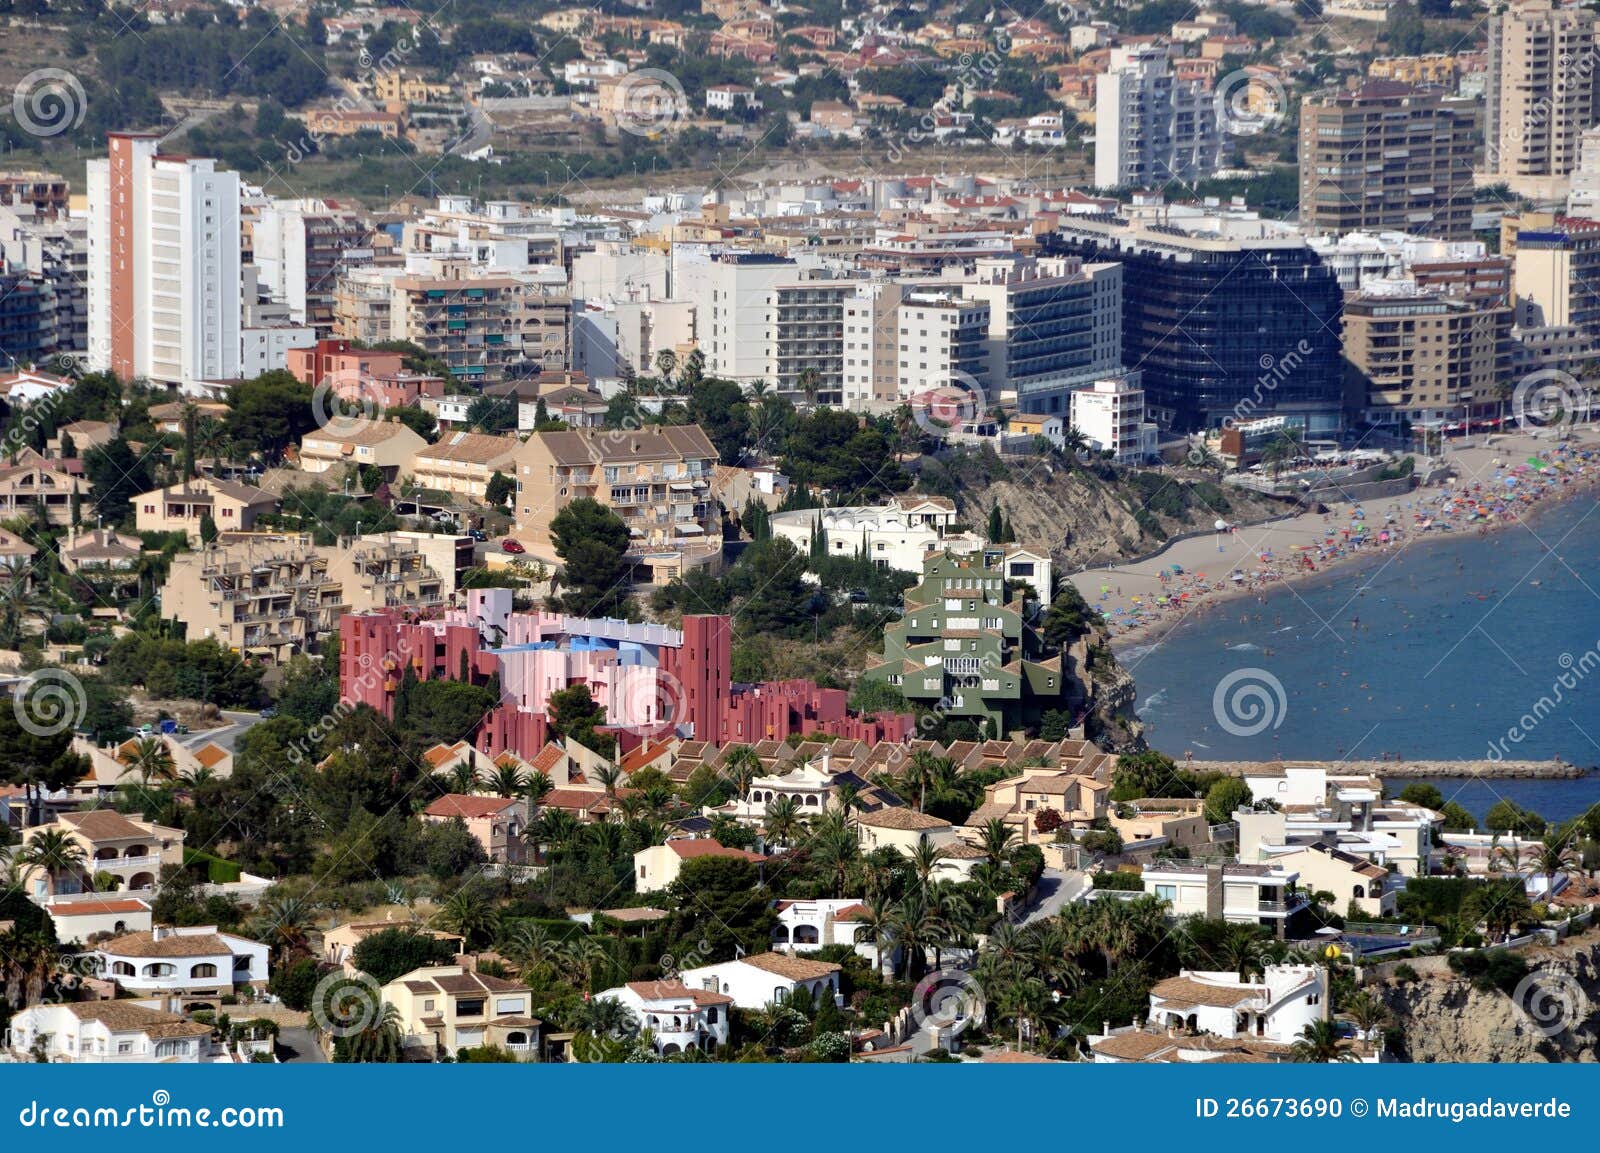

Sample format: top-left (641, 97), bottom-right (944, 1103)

top-left (45, 897), bottom-right (152, 946)
top-left (1236, 764), bottom-right (1438, 878)
top-left (993, 112), bottom-right (1068, 147)
top-left (706, 84), bottom-right (761, 112)
top-left (769, 494), bottom-right (967, 576)
top-left (594, 979), bottom-right (733, 1055)
top-left (678, 952), bottom-right (842, 1010)
top-left (1147, 966), bottom-right (1328, 1042)
top-left (87, 925), bottom-right (271, 1001)
top-left (1086, 965), bottom-right (1370, 1063)
top-left (6, 1001), bottom-right (213, 1063)
top-left (771, 898), bottom-right (875, 959)
top-left (1140, 861), bottom-right (1306, 936)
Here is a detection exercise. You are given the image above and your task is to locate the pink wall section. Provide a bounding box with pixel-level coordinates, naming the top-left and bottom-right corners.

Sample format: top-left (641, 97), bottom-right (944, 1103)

top-left (338, 609), bottom-right (914, 759)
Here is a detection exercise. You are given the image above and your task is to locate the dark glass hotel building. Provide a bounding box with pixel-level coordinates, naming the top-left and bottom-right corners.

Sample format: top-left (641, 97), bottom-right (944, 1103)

top-left (1046, 208), bottom-right (1345, 435)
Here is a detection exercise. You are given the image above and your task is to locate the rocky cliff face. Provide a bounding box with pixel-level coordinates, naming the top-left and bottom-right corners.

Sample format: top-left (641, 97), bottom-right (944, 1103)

top-left (1379, 946), bottom-right (1600, 1062)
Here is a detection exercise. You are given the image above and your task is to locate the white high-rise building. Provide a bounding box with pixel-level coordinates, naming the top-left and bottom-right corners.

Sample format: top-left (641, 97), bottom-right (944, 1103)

top-left (678, 253), bottom-right (799, 386)
top-left (87, 134), bottom-right (243, 388)
top-left (1094, 43), bottom-right (1224, 190)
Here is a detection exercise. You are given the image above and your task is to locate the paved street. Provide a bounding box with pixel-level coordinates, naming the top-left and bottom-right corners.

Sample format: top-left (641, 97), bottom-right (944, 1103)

top-left (1016, 868), bottom-right (1092, 927)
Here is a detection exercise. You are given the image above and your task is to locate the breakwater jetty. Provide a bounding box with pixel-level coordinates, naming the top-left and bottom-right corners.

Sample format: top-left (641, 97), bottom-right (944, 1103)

top-left (1186, 759), bottom-right (1586, 780)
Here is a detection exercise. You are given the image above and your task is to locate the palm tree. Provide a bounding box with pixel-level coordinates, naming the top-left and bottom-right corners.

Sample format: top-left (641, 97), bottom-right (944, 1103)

top-left (559, 935), bottom-right (613, 994)
top-left (525, 808), bottom-right (579, 861)
top-left (854, 900), bottom-right (893, 975)
top-left (177, 765), bottom-right (217, 791)
top-left (1061, 424), bottom-right (1089, 465)
top-left (578, 995), bottom-right (638, 1038)
top-left (250, 891), bottom-right (316, 963)
top-left (502, 922), bottom-right (561, 985)
top-left (1290, 1017), bottom-right (1349, 1063)
top-left (0, 923), bottom-right (57, 1008)
top-left (902, 751), bottom-right (952, 813)
top-left (1341, 990), bottom-right (1390, 1045)
top-left (432, 887), bottom-right (499, 948)
top-left (487, 762), bottom-right (529, 798)
top-left (811, 812), bottom-right (860, 897)
top-left (833, 783), bottom-right (865, 820)
top-left (18, 828), bottom-right (87, 895)
top-left (345, 1000), bottom-right (405, 1062)
top-left (997, 975), bottom-right (1053, 1052)
top-left (443, 760), bottom-right (482, 796)
top-left (1217, 924), bottom-right (1268, 981)
top-left (978, 818), bottom-right (1017, 869)
top-left (1530, 830), bottom-right (1581, 898)
top-left (797, 367), bottom-right (822, 407)
top-left (524, 770), bottom-right (554, 806)
top-left (763, 795), bottom-right (808, 848)
top-left (885, 895), bottom-right (942, 981)
top-left (593, 762), bottom-right (624, 804)
top-left (118, 737), bottom-right (176, 788)
top-left (720, 745), bottom-right (762, 800)
top-left (902, 839), bottom-right (947, 889)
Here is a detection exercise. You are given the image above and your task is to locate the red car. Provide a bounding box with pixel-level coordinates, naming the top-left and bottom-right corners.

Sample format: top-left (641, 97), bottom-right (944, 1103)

top-left (501, 539), bottom-right (526, 554)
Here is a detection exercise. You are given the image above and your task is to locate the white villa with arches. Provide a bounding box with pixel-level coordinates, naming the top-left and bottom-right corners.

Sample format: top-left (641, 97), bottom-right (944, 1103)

top-left (83, 921), bottom-right (268, 1004)
top-left (771, 898), bottom-right (877, 960)
top-left (678, 952), bottom-right (843, 1011)
top-left (85, 925), bottom-right (270, 1003)
top-left (718, 751), bottom-right (904, 828)
top-left (593, 979), bottom-right (733, 1055)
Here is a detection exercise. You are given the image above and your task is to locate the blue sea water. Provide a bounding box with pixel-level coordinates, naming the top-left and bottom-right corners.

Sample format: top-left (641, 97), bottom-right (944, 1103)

top-left (1118, 494), bottom-right (1600, 823)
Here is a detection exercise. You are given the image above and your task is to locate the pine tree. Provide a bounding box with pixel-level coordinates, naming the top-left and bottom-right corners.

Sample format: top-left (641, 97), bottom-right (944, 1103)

top-left (987, 501), bottom-right (1003, 542)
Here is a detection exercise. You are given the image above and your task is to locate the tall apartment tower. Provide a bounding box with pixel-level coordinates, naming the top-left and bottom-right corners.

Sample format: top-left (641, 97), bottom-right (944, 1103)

top-left (1486, 0), bottom-right (1600, 196)
top-left (1300, 82), bottom-right (1478, 240)
top-left (86, 133), bottom-right (243, 387)
top-left (1094, 43), bottom-right (1223, 190)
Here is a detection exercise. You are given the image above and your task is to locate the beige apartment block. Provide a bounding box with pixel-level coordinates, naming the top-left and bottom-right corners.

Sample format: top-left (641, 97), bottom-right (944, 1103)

top-left (511, 425), bottom-right (722, 585)
top-left (298, 418), bottom-right (428, 479)
top-left (409, 431), bottom-right (520, 500)
top-left (1486, 0), bottom-right (1600, 195)
top-left (1342, 288), bottom-right (1512, 426)
top-left (134, 476), bottom-right (278, 542)
top-left (160, 533), bottom-right (445, 659)
top-left (389, 275), bottom-right (570, 385)
top-left (1299, 82), bottom-right (1478, 240)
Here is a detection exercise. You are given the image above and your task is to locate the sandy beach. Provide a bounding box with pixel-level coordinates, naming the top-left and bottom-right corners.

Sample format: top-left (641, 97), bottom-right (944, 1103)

top-left (1071, 428), bottom-right (1600, 652)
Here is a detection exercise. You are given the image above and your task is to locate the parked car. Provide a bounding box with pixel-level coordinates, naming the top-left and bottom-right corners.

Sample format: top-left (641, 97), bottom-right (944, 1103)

top-left (501, 539), bottom-right (526, 554)
top-left (259, 706), bottom-right (277, 718)
top-left (468, 528), bottom-right (488, 542)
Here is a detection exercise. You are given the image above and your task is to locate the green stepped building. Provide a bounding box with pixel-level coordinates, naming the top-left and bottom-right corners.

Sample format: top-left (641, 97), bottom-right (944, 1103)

top-left (861, 550), bottom-right (1071, 736)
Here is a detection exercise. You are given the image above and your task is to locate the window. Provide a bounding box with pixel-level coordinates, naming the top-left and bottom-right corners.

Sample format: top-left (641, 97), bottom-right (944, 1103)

top-left (1154, 884), bottom-right (1177, 902)
top-left (495, 997), bottom-right (525, 1014)
top-left (424, 999), bottom-right (435, 1012)
top-left (457, 998), bottom-right (485, 1017)
top-left (190, 963), bottom-right (217, 979)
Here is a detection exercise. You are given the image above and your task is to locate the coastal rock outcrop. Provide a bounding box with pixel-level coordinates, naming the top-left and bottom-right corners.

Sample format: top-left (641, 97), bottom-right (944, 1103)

top-left (1379, 945), bottom-right (1600, 1062)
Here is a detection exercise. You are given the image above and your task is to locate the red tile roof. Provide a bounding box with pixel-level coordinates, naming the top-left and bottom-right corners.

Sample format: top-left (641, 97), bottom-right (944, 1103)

top-left (424, 794), bottom-right (519, 820)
